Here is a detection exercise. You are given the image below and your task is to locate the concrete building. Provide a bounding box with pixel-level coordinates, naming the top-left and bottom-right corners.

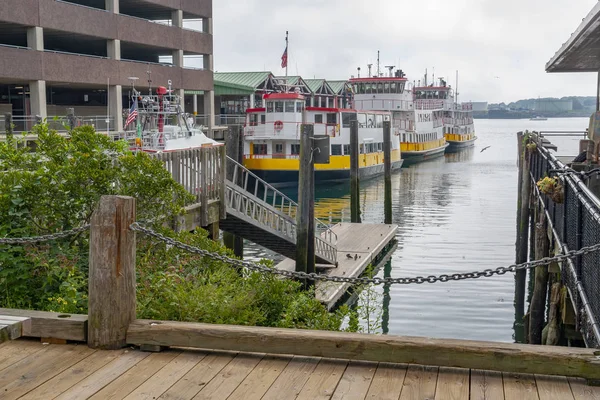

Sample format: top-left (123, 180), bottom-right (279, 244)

top-left (0, 0), bottom-right (214, 132)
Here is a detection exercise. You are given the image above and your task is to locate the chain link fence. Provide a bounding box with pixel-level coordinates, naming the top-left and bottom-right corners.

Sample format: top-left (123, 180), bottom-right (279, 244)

top-left (530, 136), bottom-right (600, 348)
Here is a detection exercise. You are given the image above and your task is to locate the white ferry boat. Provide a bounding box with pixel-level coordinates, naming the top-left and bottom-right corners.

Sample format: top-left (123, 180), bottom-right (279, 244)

top-left (242, 93), bottom-right (403, 186)
top-left (350, 71), bottom-right (475, 162)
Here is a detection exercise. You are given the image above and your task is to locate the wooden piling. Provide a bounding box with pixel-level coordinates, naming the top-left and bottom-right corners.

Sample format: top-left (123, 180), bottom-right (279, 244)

top-left (296, 124), bottom-right (315, 282)
top-left (350, 120), bottom-right (360, 223)
top-left (223, 125), bottom-right (244, 257)
top-left (383, 120), bottom-right (392, 225)
top-left (88, 195), bottom-right (136, 350)
top-left (4, 113), bottom-right (12, 138)
top-left (529, 203), bottom-right (549, 345)
top-left (515, 132), bottom-right (531, 318)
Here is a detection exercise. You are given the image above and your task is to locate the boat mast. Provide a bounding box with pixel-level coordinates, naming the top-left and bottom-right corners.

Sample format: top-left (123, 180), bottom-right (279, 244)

top-left (285, 31), bottom-right (289, 78)
top-left (377, 51), bottom-right (380, 77)
top-left (455, 70), bottom-right (459, 104)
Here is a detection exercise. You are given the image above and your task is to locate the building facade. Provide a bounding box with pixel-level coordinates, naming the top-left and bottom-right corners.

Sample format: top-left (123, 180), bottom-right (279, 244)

top-left (0, 0), bottom-right (214, 132)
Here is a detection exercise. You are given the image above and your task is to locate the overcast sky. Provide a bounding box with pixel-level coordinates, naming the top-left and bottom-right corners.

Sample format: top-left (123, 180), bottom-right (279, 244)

top-left (212, 0), bottom-right (598, 103)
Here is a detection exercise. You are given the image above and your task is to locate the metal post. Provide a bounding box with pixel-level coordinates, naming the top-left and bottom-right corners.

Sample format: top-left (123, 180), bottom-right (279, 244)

top-left (350, 120), bottom-right (361, 223)
top-left (67, 108), bottom-right (75, 131)
top-left (224, 125), bottom-right (244, 258)
top-left (383, 120), bottom-right (392, 224)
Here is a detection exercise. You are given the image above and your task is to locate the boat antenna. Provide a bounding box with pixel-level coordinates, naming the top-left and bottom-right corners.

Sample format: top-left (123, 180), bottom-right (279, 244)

top-left (146, 66), bottom-right (152, 95)
top-left (432, 67), bottom-right (435, 86)
top-left (128, 76), bottom-right (139, 96)
top-left (357, 67), bottom-right (361, 78)
top-left (285, 30), bottom-right (289, 78)
top-left (367, 64), bottom-right (373, 77)
top-left (424, 69), bottom-right (428, 86)
top-left (377, 51), bottom-right (380, 78)
top-left (455, 70), bottom-right (459, 104)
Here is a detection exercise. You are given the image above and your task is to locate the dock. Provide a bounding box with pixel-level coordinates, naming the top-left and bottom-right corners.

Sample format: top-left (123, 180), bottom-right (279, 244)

top-left (1, 338), bottom-right (598, 400)
top-left (276, 222), bottom-right (398, 310)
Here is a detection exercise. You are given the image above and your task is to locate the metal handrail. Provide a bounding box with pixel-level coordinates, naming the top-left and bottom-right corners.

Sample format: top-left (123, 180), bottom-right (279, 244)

top-left (225, 156), bottom-right (337, 245)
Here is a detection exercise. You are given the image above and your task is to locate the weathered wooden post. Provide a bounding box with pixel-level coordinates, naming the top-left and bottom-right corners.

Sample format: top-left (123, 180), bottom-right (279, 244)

top-left (296, 124), bottom-right (315, 286)
top-left (529, 202), bottom-right (549, 344)
top-left (223, 125), bottom-right (244, 257)
top-left (515, 131), bottom-right (531, 318)
top-left (88, 195), bottom-right (136, 350)
top-left (5, 113), bottom-right (13, 139)
top-left (383, 120), bottom-right (392, 225)
top-left (350, 120), bottom-right (361, 223)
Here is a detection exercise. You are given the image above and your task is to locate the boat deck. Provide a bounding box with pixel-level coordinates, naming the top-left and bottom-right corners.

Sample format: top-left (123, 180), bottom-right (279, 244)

top-left (0, 339), bottom-right (597, 400)
top-left (276, 222), bottom-right (398, 310)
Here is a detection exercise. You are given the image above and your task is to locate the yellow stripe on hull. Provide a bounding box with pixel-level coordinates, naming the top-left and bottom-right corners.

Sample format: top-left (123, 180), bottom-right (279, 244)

top-left (445, 133), bottom-right (475, 142)
top-left (400, 139), bottom-right (446, 153)
top-left (244, 149), bottom-right (402, 171)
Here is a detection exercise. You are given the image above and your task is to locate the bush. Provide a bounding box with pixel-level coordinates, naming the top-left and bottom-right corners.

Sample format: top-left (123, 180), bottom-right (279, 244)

top-left (0, 124), bottom-right (352, 332)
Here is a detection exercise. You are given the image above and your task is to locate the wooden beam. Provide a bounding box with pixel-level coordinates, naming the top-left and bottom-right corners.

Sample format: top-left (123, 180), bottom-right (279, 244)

top-left (88, 195), bottom-right (136, 350)
top-left (0, 308), bottom-right (86, 341)
top-left (127, 320), bottom-right (600, 381)
top-left (0, 315), bottom-right (29, 343)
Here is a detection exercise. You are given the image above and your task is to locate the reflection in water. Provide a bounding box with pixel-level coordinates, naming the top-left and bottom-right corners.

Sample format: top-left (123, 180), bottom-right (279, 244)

top-left (243, 118), bottom-right (588, 342)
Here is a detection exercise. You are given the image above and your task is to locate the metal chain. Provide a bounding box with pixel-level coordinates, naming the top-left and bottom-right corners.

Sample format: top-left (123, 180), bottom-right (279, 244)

top-left (0, 225), bottom-right (90, 245)
top-left (130, 222), bottom-right (600, 286)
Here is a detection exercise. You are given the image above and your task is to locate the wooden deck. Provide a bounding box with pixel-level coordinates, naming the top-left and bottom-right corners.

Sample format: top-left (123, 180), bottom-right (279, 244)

top-left (276, 222), bottom-right (398, 309)
top-left (1, 339), bottom-right (598, 400)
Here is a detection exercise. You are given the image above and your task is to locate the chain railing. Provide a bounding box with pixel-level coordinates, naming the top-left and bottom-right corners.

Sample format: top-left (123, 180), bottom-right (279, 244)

top-left (0, 225), bottom-right (90, 245)
top-left (529, 132), bottom-right (600, 348)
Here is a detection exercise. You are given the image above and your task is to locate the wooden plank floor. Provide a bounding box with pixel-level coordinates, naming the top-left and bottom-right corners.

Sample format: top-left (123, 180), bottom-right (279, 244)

top-left (276, 222), bottom-right (398, 310)
top-left (2, 339), bottom-right (599, 399)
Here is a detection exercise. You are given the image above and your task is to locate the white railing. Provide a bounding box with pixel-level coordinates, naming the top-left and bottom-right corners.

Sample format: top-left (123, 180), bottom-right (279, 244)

top-left (226, 157), bottom-right (338, 265)
top-left (414, 100), bottom-right (445, 110)
top-left (0, 115), bottom-right (114, 134)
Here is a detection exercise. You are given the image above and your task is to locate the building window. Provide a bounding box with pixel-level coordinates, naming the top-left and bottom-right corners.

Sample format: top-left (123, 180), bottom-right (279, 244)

top-left (342, 112), bottom-right (355, 128)
top-left (314, 114), bottom-right (323, 123)
top-left (327, 113), bottom-right (337, 124)
top-left (253, 144), bottom-right (267, 155)
top-left (331, 144), bottom-right (342, 156)
top-left (291, 144), bottom-right (300, 155)
top-left (343, 144), bottom-right (350, 155)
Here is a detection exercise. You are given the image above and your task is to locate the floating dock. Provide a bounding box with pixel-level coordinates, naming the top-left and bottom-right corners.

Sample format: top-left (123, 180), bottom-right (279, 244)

top-left (276, 222), bottom-right (398, 310)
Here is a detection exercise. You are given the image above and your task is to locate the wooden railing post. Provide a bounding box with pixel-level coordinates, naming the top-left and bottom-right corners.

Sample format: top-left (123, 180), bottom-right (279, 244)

top-left (88, 195), bottom-right (136, 350)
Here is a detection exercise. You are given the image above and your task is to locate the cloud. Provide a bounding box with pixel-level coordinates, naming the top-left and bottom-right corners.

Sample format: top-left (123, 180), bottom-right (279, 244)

top-left (213, 0), bottom-right (598, 102)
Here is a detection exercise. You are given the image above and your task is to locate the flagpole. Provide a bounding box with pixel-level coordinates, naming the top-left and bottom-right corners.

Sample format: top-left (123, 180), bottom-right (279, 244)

top-left (285, 31), bottom-right (289, 78)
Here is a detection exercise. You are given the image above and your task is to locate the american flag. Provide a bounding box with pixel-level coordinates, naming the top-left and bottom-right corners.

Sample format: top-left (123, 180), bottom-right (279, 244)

top-left (281, 45), bottom-right (288, 69)
top-left (125, 100), bottom-right (138, 129)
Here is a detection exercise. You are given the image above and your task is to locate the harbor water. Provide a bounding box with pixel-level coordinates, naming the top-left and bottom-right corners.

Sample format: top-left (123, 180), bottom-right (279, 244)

top-left (245, 118), bottom-right (588, 343)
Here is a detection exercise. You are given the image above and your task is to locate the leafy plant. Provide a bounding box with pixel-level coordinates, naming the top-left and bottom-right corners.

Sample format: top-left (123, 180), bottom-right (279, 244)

top-left (0, 123), bottom-right (352, 332)
top-left (537, 176), bottom-right (564, 203)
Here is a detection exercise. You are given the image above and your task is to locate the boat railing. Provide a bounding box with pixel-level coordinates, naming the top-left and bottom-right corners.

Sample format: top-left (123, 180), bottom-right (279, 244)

top-left (414, 99), bottom-right (445, 110)
top-left (226, 156), bottom-right (338, 246)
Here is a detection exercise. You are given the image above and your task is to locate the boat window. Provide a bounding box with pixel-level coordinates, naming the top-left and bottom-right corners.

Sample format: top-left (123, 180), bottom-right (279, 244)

top-left (390, 82), bottom-right (397, 93)
top-left (291, 144), bottom-right (300, 155)
top-left (315, 114), bottom-right (323, 124)
top-left (376, 114), bottom-right (383, 128)
top-left (285, 101), bottom-right (295, 113)
top-left (266, 102), bottom-right (274, 113)
top-left (399, 82), bottom-right (405, 93)
top-left (359, 83), bottom-right (365, 94)
top-left (249, 114), bottom-right (258, 126)
top-left (253, 144), bottom-right (267, 155)
top-left (365, 83), bottom-right (372, 94)
top-left (384, 83), bottom-right (390, 93)
top-left (357, 113), bottom-right (367, 128)
top-left (274, 143), bottom-right (284, 154)
top-left (384, 114), bottom-right (390, 122)
top-left (326, 113), bottom-right (337, 124)
top-left (261, 115), bottom-right (266, 124)
top-left (343, 144), bottom-right (350, 155)
top-left (275, 101), bottom-right (284, 113)
top-left (360, 144), bottom-right (365, 154)
top-left (342, 112), bottom-right (355, 128)
top-left (296, 102), bottom-right (303, 113)
top-left (377, 83), bottom-right (384, 93)
top-left (331, 144), bottom-right (342, 156)
top-left (378, 143), bottom-right (383, 152)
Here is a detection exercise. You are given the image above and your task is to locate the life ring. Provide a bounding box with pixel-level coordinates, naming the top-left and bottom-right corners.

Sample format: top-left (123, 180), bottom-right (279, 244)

top-left (274, 120), bottom-right (283, 131)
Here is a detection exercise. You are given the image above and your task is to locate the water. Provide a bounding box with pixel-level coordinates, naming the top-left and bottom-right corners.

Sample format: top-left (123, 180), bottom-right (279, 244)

top-left (245, 117), bottom-right (588, 343)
